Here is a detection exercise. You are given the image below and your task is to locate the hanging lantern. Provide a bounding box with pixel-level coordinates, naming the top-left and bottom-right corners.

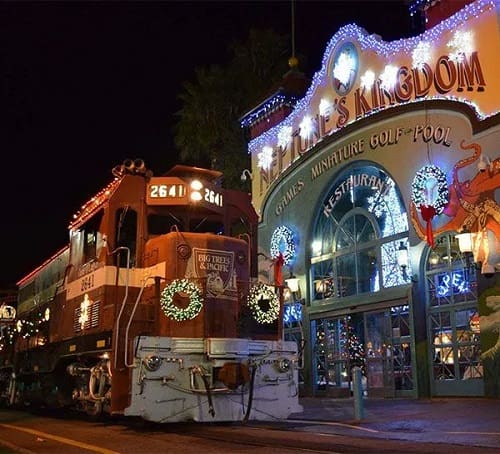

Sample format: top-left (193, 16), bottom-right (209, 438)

top-left (455, 228), bottom-right (473, 253)
top-left (411, 165), bottom-right (449, 248)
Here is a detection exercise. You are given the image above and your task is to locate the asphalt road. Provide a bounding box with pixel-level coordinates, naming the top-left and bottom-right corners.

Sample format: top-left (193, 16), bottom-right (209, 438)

top-left (0, 406), bottom-right (498, 454)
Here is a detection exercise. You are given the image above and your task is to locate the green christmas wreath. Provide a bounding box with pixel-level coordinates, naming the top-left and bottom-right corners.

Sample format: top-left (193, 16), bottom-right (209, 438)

top-left (160, 279), bottom-right (203, 322)
top-left (247, 282), bottom-right (280, 324)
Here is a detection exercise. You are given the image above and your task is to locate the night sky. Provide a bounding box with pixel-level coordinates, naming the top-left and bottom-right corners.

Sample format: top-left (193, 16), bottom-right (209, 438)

top-left (1, 1), bottom-right (415, 288)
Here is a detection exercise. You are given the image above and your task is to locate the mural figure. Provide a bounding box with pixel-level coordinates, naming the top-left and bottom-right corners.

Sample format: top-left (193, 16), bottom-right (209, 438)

top-left (481, 295), bottom-right (500, 359)
top-left (411, 140), bottom-right (500, 271)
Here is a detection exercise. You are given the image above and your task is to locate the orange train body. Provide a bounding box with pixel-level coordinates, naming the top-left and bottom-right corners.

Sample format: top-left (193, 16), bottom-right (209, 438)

top-left (0, 162), bottom-right (302, 422)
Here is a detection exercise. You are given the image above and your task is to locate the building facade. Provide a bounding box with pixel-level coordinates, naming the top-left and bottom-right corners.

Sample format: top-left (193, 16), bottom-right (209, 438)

top-left (242, 0), bottom-right (500, 398)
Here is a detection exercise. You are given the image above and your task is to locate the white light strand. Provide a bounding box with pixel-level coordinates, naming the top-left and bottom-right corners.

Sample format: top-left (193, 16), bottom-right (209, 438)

top-left (412, 40), bottom-right (432, 69)
top-left (447, 30), bottom-right (474, 62)
top-left (247, 0), bottom-right (496, 157)
top-left (277, 126), bottom-right (293, 148)
top-left (299, 116), bottom-right (314, 139)
top-left (319, 98), bottom-right (333, 116)
top-left (257, 146), bottom-right (274, 170)
top-left (333, 50), bottom-right (356, 85)
top-left (379, 64), bottom-right (399, 90)
top-left (360, 70), bottom-right (376, 89)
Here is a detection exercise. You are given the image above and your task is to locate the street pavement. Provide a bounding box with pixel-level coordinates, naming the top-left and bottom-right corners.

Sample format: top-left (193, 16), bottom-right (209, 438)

top-left (288, 397), bottom-right (500, 451)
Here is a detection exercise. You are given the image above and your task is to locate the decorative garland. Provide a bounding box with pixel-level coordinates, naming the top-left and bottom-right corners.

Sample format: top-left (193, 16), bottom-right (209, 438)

top-left (270, 225), bottom-right (296, 265)
top-left (411, 164), bottom-right (449, 248)
top-left (247, 282), bottom-right (280, 324)
top-left (160, 279), bottom-right (204, 322)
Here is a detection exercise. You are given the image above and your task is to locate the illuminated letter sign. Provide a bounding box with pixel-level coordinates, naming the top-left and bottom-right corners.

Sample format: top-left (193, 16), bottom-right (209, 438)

top-left (283, 302), bottom-right (302, 324)
top-left (189, 180), bottom-right (224, 212)
top-left (435, 271), bottom-right (470, 297)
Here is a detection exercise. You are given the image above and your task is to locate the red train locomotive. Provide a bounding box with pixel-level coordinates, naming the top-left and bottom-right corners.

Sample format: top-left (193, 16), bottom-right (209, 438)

top-left (0, 161), bottom-right (302, 422)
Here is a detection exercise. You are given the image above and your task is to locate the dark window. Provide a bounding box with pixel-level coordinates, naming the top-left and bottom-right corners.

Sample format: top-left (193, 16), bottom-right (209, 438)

top-left (115, 207), bottom-right (137, 267)
top-left (148, 213), bottom-right (184, 235)
top-left (82, 211), bottom-right (103, 264)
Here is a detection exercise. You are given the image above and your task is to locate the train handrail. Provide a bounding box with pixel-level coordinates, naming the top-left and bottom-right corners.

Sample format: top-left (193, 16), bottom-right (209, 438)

top-left (124, 275), bottom-right (164, 368)
top-left (110, 246), bottom-right (131, 370)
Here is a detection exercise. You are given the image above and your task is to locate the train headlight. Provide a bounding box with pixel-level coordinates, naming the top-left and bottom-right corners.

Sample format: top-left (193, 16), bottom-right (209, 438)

top-left (144, 355), bottom-right (162, 371)
top-left (277, 358), bottom-right (291, 373)
top-left (190, 179), bottom-right (203, 202)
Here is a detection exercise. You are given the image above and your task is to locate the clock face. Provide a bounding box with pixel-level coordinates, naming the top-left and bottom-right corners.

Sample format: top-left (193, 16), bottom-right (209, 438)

top-left (330, 41), bottom-right (359, 96)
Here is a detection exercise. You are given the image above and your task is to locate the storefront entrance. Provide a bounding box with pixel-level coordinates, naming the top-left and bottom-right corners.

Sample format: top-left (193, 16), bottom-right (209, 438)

top-left (312, 302), bottom-right (415, 398)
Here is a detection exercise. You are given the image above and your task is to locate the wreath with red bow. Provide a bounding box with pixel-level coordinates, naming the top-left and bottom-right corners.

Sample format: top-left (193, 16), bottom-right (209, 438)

top-left (411, 165), bottom-right (449, 248)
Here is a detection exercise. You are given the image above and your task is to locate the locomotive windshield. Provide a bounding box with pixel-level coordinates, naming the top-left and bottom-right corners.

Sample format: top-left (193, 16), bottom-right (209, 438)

top-left (147, 211), bottom-right (224, 236)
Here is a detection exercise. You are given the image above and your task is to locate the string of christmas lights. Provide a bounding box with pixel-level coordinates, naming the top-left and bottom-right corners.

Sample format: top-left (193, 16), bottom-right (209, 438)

top-left (240, 94), bottom-right (299, 129)
top-left (69, 177), bottom-right (122, 230)
top-left (0, 308), bottom-right (51, 348)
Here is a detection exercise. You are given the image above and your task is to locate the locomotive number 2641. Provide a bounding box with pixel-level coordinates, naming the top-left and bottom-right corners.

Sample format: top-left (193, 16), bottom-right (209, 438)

top-left (149, 184), bottom-right (186, 198)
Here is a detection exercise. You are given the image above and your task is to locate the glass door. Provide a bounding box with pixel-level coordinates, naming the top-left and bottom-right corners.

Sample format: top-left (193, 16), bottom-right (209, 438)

top-left (391, 304), bottom-right (415, 396)
top-left (312, 315), bottom-right (366, 397)
top-left (312, 305), bottom-right (415, 398)
top-left (365, 309), bottom-right (394, 397)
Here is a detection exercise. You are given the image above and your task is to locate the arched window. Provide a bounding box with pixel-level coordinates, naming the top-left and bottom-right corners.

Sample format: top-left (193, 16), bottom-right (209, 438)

top-left (311, 164), bottom-right (410, 302)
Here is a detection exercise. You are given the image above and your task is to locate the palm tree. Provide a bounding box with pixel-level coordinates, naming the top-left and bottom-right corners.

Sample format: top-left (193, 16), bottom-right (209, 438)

top-left (174, 29), bottom-right (290, 189)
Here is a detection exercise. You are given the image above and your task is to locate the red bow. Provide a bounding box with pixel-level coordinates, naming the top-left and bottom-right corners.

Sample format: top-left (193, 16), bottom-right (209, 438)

top-left (420, 205), bottom-right (436, 248)
top-left (274, 252), bottom-right (285, 286)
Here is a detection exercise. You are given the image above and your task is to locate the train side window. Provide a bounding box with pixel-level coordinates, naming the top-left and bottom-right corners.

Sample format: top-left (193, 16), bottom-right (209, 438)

top-left (115, 207), bottom-right (137, 267)
top-left (81, 211), bottom-right (103, 264)
top-left (83, 231), bottom-right (97, 263)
